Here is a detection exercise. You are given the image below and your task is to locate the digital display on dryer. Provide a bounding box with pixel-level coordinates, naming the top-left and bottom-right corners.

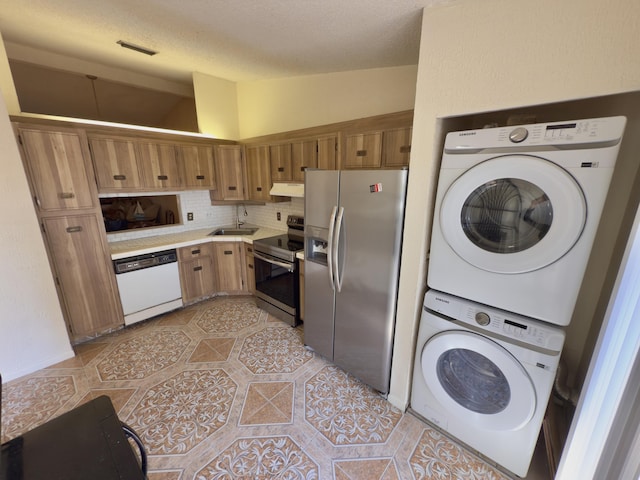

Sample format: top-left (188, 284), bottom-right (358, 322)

top-left (546, 123), bottom-right (577, 130)
top-left (505, 319), bottom-right (528, 330)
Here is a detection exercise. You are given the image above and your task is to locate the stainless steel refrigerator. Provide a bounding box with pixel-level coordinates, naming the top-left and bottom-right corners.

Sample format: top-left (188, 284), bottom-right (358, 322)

top-left (304, 168), bottom-right (408, 394)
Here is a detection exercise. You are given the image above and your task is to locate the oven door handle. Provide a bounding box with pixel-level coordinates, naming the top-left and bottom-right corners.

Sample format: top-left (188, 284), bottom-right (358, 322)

top-left (327, 206), bottom-right (338, 290)
top-left (253, 251), bottom-right (295, 273)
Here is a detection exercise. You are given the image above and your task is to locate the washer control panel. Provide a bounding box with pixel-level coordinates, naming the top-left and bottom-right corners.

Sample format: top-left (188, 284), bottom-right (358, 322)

top-left (425, 290), bottom-right (565, 352)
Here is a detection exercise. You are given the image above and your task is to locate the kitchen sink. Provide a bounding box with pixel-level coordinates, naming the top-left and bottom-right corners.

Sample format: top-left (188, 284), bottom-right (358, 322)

top-left (208, 227), bottom-right (258, 236)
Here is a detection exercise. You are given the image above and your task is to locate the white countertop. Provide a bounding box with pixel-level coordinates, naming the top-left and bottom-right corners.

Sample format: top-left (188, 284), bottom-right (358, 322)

top-left (109, 226), bottom-right (286, 259)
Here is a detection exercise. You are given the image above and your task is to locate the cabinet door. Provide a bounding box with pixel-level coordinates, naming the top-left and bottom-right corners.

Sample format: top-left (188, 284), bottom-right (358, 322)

top-left (245, 145), bottom-right (272, 202)
top-left (88, 136), bottom-right (144, 191)
top-left (344, 132), bottom-right (382, 168)
top-left (42, 214), bottom-right (122, 339)
top-left (382, 127), bottom-right (412, 167)
top-left (244, 243), bottom-right (256, 294)
top-left (270, 143), bottom-right (292, 182)
top-left (179, 256), bottom-right (216, 303)
top-left (137, 141), bottom-right (184, 189)
top-left (214, 242), bottom-right (244, 292)
top-left (317, 135), bottom-right (338, 170)
top-left (178, 144), bottom-right (216, 189)
top-left (17, 126), bottom-right (97, 212)
top-left (291, 139), bottom-right (317, 182)
top-left (213, 145), bottom-right (246, 201)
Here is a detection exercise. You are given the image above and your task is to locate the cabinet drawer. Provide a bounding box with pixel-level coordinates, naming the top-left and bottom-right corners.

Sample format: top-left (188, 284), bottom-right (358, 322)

top-left (178, 242), bottom-right (214, 261)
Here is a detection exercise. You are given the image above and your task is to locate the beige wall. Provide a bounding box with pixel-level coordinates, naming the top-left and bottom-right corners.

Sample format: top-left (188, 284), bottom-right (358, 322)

top-left (193, 71), bottom-right (240, 140)
top-left (0, 90), bottom-right (74, 382)
top-left (235, 65), bottom-right (418, 139)
top-left (389, 0), bottom-right (640, 409)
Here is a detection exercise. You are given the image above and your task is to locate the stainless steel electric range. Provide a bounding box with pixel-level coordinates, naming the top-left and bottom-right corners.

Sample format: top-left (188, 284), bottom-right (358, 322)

top-left (252, 215), bottom-right (304, 326)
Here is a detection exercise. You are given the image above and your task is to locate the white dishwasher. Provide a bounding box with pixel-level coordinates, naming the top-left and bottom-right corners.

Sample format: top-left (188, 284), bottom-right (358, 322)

top-left (113, 249), bottom-right (183, 325)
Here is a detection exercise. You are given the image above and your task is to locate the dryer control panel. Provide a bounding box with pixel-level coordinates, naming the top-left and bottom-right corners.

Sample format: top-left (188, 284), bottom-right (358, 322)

top-left (425, 290), bottom-right (565, 352)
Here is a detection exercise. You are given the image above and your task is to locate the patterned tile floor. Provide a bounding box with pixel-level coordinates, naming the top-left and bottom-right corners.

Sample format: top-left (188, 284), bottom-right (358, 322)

top-left (1, 296), bottom-right (545, 479)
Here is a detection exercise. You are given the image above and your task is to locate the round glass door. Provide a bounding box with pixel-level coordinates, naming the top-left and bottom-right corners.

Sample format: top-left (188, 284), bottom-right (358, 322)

top-left (421, 330), bottom-right (536, 431)
top-left (440, 155), bottom-right (586, 274)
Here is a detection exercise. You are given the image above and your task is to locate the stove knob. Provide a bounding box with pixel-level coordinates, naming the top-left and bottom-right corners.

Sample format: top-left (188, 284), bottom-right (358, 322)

top-left (509, 127), bottom-right (529, 143)
top-left (475, 312), bottom-right (491, 326)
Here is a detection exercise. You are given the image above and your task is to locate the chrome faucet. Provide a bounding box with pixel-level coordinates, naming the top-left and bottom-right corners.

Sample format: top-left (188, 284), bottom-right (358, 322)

top-left (236, 204), bottom-right (247, 228)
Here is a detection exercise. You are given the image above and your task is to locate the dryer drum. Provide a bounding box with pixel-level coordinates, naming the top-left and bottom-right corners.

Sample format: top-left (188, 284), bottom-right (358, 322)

top-left (461, 178), bottom-right (553, 254)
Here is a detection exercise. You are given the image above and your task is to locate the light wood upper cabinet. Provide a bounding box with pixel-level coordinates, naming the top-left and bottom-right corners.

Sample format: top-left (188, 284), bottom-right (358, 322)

top-left (245, 145), bottom-right (273, 202)
top-left (16, 125), bottom-right (97, 212)
top-left (317, 135), bottom-right (338, 170)
top-left (214, 242), bottom-right (244, 292)
top-left (42, 214), bottom-right (122, 339)
top-left (178, 144), bottom-right (216, 189)
top-left (344, 132), bottom-right (382, 168)
top-left (88, 135), bottom-right (144, 191)
top-left (269, 143), bottom-right (292, 182)
top-left (212, 145), bottom-right (246, 201)
top-left (137, 141), bottom-right (184, 189)
top-left (291, 139), bottom-right (317, 181)
top-left (382, 127), bottom-right (412, 167)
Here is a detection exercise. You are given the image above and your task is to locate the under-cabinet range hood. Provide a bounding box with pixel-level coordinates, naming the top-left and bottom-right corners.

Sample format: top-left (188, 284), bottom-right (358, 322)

top-left (269, 182), bottom-right (304, 198)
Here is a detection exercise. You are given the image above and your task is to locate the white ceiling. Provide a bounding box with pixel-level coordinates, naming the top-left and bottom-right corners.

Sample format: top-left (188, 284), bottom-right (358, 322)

top-left (0, 0), bottom-right (441, 86)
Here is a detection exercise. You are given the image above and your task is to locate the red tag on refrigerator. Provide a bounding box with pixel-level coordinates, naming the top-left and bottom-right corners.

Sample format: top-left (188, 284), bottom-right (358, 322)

top-left (369, 183), bottom-right (383, 193)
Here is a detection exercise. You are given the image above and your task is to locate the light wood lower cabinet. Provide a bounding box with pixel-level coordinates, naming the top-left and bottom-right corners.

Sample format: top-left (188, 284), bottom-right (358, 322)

top-left (42, 214), bottom-right (123, 340)
top-left (244, 243), bottom-right (256, 294)
top-left (214, 242), bottom-right (245, 292)
top-left (178, 244), bottom-right (217, 303)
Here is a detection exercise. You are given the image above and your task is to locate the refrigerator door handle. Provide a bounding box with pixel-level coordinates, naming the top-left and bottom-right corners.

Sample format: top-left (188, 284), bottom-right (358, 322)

top-left (333, 206), bottom-right (345, 293)
top-left (327, 206), bottom-right (338, 290)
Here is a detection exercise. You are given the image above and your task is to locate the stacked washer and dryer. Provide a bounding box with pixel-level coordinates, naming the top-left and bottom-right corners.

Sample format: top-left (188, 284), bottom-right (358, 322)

top-left (411, 117), bottom-right (627, 477)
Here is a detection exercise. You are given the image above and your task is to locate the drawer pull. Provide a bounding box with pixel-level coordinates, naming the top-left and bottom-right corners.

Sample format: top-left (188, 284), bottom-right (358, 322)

top-left (248, 264), bottom-right (254, 269)
top-left (191, 249), bottom-right (201, 255)
top-left (356, 150), bottom-right (367, 157)
top-left (196, 175), bottom-right (205, 180)
top-left (247, 247), bottom-right (253, 253)
top-left (113, 174), bottom-right (127, 180)
top-left (193, 266), bottom-right (203, 272)
top-left (66, 226), bottom-right (83, 233)
top-left (256, 187), bottom-right (262, 192)
top-left (59, 192), bottom-right (75, 199)
top-left (228, 186), bottom-right (237, 191)
top-left (399, 145), bottom-right (411, 154)
top-left (157, 175), bottom-right (168, 180)
top-left (224, 250), bottom-right (233, 255)
top-left (300, 166), bottom-right (307, 171)
top-left (277, 167), bottom-right (285, 172)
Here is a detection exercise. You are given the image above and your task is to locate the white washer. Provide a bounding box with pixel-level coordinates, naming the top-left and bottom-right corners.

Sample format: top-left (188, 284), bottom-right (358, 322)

top-left (428, 116), bottom-right (626, 325)
top-left (410, 290), bottom-right (565, 478)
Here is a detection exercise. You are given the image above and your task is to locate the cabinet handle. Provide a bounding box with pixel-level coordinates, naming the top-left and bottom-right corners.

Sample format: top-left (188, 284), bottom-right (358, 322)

top-left (113, 174), bottom-right (127, 180)
top-left (356, 150), bottom-right (367, 157)
top-left (277, 167), bottom-right (285, 172)
top-left (157, 175), bottom-right (168, 180)
top-left (59, 192), bottom-right (75, 199)
top-left (247, 247), bottom-right (253, 253)
top-left (193, 266), bottom-right (203, 272)
top-left (196, 175), bottom-right (205, 180)
top-left (300, 166), bottom-right (307, 171)
top-left (191, 249), bottom-right (201, 255)
top-left (224, 250), bottom-right (233, 255)
top-left (248, 264), bottom-right (254, 269)
top-left (399, 145), bottom-right (411, 153)
top-left (256, 187), bottom-right (262, 192)
top-left (228, 186), bottom-right (237, 191)
top-left (66, 226), bottom-right (83, 233)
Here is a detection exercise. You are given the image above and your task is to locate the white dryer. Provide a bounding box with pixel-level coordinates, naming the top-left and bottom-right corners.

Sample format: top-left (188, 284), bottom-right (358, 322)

top-left (428, 116), bottom-right (626, 325)
top-left (411, 290), bottom-right (565, 478)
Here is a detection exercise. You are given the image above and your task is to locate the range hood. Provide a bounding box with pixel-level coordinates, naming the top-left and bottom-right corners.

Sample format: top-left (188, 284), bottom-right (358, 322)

top-left (269, 182), bottom-right (305, 198)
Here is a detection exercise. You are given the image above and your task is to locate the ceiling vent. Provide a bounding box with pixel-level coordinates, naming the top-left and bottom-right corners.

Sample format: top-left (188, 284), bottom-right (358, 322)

top-left (117, 40), bottom-right (157, 56)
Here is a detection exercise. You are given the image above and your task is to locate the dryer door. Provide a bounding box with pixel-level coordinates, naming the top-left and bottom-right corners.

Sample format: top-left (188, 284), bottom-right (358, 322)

top-left (421, 330), bottom-right (536, 431)
top-left (440, 155), bottom-right (586, 273)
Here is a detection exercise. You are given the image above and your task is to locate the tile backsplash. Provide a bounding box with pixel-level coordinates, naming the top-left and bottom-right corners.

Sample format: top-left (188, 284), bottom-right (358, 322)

top-left (106, 191), bottom-right (304, 243)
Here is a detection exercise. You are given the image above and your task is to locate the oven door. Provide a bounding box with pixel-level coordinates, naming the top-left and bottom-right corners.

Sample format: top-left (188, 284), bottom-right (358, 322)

top-left (253, 251), bottom-right (299, 324)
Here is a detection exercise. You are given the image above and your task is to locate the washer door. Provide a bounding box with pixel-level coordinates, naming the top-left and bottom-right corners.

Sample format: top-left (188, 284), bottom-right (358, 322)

top-left (440, 155), bottom-right (586, 273)
top-left (421, 330), bottom-right (536, 431)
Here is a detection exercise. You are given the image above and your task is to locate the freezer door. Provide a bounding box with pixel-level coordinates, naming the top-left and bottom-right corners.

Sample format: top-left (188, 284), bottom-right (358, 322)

top-left (332, 169), bottom-right (408, 393)
top-left (304, 170), bottom-right (339, 228)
